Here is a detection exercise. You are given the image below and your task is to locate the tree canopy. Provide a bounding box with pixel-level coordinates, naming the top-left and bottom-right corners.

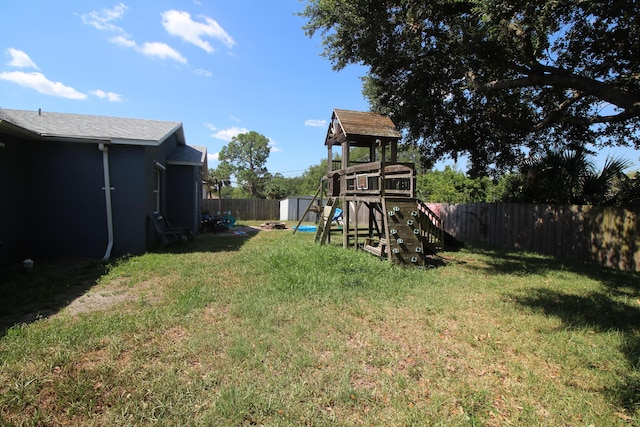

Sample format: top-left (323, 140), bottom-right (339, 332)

top-left (301, 0), bottom-right (640, 175)
top-left (416, 166), bottom-right (505, 203)
top-left (218, 131), bottom-right (271, 198)
top-left (502, 149), bottom-right (632, 205)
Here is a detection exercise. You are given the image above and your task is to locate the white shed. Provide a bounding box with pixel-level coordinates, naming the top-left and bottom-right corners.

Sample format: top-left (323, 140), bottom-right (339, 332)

top-left (279, 196), bottom-right (318, 222)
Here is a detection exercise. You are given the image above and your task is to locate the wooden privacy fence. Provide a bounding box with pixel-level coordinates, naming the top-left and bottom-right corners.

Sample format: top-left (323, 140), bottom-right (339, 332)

top-left (202, 199), bottom-right (279, 221)
top-left (434, 203), bottom-right (639, 272)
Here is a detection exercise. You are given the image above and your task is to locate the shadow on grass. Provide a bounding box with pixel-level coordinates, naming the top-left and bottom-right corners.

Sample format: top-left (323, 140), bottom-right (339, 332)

top-left (513, 287), bottom-right (640, 411)
top-left (462, 244), bottom-right (639, 293)
top-left (161, 227), bottom-right (260, 255)
top-left (461, 245), bottom-right (640, 412)
top-left (0, 258), bottom-right (108, 337)
top-left (0, 227), bottom-right (261, 337)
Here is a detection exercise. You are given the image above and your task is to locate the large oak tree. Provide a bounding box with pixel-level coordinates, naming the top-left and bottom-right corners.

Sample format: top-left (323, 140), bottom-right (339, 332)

top-left (301, 0), bottom-right (640, 175)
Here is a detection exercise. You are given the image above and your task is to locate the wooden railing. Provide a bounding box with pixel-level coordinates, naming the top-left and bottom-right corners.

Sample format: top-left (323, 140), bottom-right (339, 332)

top-left (417, 200), bottom-right (444, 251)
top-left (332, 161), bottom-right (415, 198)
top-left (331, 160), bottom-right (372, 171)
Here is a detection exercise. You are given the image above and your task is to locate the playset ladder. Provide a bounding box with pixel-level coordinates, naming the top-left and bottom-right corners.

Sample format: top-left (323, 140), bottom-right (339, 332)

top-left (292, 183), bottom-right (323, 235)
top-left (315, 198), bottom-right (337, 244)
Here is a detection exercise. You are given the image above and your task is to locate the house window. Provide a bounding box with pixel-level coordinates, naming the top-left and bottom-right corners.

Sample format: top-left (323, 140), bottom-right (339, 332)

top-left (154, 169), bottom-right (161, 212)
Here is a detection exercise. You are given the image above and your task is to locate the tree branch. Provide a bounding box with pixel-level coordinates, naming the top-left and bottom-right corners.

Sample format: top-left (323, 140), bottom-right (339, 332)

top-left (563, 108), bottom-right (640, 126)
top-left (533, 91), bottom-right (583, 131)
top-left (478, 68), bottom-right (640, 112)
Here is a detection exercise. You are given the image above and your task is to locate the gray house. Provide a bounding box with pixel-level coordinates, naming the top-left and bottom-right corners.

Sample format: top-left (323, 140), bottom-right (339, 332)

top-left (0, 108), bottom-right (207, 265)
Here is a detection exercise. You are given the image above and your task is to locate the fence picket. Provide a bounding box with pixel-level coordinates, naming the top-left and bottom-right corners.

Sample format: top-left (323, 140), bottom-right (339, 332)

top-left (438, 203), bottom-right (639, 272)
top-left (201, 199), bottom-right (280, 221)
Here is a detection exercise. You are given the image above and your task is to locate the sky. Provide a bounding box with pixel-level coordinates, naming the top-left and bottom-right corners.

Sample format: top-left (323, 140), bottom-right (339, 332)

top-left (1, 0), bottom-right (638, 176)
top-left (0, 0), bottom-right (371, 177)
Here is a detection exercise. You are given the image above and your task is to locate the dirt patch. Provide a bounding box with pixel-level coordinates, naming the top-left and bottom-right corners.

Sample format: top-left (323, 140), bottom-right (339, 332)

top-left (204, 225), bottom-right (263, 236)
top-left (46, 226), bottom-right (266, 318)
top-left (61, 276), bottom-right (168, 317)
top-left (259, 222), bottom-right (288, 230)
top-left (63, 285), bottom-right (131, 316)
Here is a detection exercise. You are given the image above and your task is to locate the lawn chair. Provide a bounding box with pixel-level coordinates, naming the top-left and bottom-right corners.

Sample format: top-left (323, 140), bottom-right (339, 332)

top-left (200, 210), bottom-right (231, 233)
top-left (332, 208), bottom-right (344, 226)
top-left (149, 212), bottom-right (191, 246)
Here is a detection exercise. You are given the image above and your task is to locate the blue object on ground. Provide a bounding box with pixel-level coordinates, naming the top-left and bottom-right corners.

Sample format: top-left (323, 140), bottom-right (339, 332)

top-left (294, 225), bottom-right (317, 232)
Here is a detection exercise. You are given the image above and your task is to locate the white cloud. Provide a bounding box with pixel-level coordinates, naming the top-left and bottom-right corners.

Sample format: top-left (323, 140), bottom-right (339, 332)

top-left (109, 36), bottom-right (187, 63)
top-left (6, 48), bottom-right (38, 69)
top-left (90, 89), bottom-right (123, 102)
top-left (268, 139), bottom-right (282, 153)
top-left (80, 3), bottom-right (128, 33)
top-left (2, 49), bottom-right (121, 102)
top-left (161, 10), bottom-right (235, 53)
top-left (0, 71), bottom-right (87, 100)
top-left (194, 68), bottom-right (212, 77)
top-left (140, 42), bottom-right (187, 63)
top-left (305, 119), bottom-right (327, 127)
top-left (109, 35), bottom-right (136, 48)
top-left (205, 124), bottom-right (277, 152)
top-left (207, 152), bottom-right (219, 162)
top-left (210, 126), bottom-right (248, 141)
top-left (83, 5), bottom-right (186, 64)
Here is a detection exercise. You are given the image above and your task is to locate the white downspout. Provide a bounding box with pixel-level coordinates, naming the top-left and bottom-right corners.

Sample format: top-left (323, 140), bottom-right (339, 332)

top-left (99, 143), bottom-right (114, 262)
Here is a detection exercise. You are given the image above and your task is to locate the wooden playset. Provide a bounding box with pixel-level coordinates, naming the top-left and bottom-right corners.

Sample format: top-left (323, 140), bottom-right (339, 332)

top-left (296, 109), bottom-right (445, 267)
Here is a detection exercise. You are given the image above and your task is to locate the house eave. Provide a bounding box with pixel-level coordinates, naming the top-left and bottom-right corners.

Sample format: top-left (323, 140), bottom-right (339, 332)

top-left (0, 119), bottom-right (40, 139)
top-left (166, 160), bottom-right (203, 167)
top-left (36, 135), bottom-right (162, 146)
top-left (161, 123), bottom-right (185, 145)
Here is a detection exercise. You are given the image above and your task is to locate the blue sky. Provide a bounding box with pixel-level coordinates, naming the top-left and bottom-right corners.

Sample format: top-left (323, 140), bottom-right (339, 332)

top-left (2, 1), bottom-right (638, 175)
top-left (1, 0), bottom-right (371, 177)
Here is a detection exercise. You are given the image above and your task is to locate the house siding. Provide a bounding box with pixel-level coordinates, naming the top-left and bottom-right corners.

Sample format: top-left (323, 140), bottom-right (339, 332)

top-left (0, 109), bottom-right (204, 266)
top-left (0, 137), bottom-right (153, 262)
top-left (109, 144), bottom-right (148, 257)
top-left (166, 164), bottom-right (201, 233)
top-left (26, 140), bottom-right (107, 259)
top-left (0, 138), bottom-right (29, 264)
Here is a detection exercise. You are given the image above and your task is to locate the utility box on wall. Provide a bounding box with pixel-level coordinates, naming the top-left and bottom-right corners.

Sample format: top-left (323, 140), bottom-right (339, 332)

top-left (280, 196), bottom-right (318, 222)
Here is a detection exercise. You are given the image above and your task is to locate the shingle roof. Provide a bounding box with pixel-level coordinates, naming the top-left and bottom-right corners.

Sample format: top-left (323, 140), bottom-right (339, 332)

top-left (0, 108), bottom-right (183, 145)
top-left (326, 109), bottom-right (401, 146)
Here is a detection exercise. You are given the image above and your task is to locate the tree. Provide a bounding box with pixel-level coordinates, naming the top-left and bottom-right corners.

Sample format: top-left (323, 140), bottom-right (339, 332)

top-left (218, 131), bottom-right (271, 198)
top-left (615, 172), bottom-right (640, 207)
top-left (298, 160), bottom-right (328, 195)
top-left (502, 148), bottom-right (631, 205)
top-left (206, 165), bottom-right (233, 199)
top-left (263, 173), bottom-right (297, 200)
top-left (417, 166), bottom-right (504, 203)
top-left (301, 0), bottom-right (640, 175)
top-left (204, 170), bottom-right (217, 200)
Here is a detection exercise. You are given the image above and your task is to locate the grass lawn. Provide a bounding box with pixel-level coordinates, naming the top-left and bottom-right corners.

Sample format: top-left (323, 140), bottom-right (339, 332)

top-left (1, 223), bottom-right (639, 426)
